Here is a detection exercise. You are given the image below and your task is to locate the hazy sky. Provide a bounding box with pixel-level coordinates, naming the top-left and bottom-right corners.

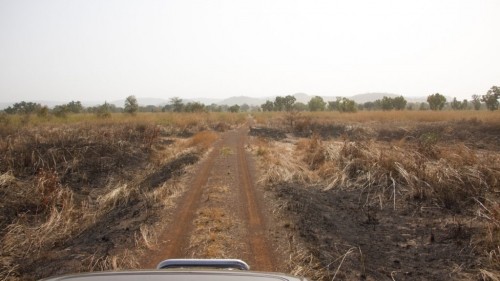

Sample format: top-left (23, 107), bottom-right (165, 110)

top-left (1, 0), bottom-right (499, 102)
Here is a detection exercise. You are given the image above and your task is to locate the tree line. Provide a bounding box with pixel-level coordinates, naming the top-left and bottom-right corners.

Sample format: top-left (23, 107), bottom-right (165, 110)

top-left (2, 86), bottom-right (499, 118)
top-left (260, 86), bottom-right (499, 112)
top-left (0, 96), bottom-right (256, 118)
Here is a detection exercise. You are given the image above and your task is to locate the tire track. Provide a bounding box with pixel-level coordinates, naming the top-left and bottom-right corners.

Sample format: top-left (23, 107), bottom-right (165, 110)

top-left (236, 127), bottom-right (275, 271)
top-left (141, 126), bottom-right (277, 271)
top-left (141, 143), bottom-right (221, 268)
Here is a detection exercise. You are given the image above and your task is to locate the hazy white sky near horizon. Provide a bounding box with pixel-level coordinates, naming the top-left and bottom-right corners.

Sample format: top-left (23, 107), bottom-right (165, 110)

top-left (0, 0), bottom-right (499, 103)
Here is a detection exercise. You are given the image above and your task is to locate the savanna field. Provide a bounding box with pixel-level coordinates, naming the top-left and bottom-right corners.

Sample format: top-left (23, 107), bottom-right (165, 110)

top-left (0, 110), bottom-right (499, 280)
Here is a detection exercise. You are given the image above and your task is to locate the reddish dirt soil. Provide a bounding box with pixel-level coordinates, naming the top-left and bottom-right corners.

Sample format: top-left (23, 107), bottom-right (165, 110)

top-left (140, 126), bottom-right (284, 271)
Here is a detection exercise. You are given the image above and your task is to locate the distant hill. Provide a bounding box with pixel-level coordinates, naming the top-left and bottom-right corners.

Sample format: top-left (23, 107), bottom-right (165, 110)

top-left (109, 97), bottom-right (170, 107)
top-left (218, 96), bottom-right (267, 106)
top-left (350, 93), bottom-right (399, 103)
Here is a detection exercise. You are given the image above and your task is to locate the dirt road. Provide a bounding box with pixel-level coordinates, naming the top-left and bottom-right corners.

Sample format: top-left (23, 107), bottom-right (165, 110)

top-left (141, 126), bottom-right (279, 271)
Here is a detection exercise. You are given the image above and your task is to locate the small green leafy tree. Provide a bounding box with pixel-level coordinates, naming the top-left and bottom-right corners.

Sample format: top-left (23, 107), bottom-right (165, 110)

top-left (419, 102), bottom-right (429, 110)
top-left (471, 94), bottom-right (482, 110)
top-left (170, 97), bottom-right (184, 112)
top-left (293, 102), bottom-right (308, 111)
top-left (380, 96), bottom-right (394, 110)
top-left (308, 96), bottom-right (326, 111)
top-left (427, 93), bottom-right (446, 110)
top-left (328, 100), bottom-right (339, 111)
top-left (261, 100), bottom-right (274, 111)
top-left (274, 95), bottom-right (296, 111)
top-left (52, 105), bottom-right (69, 118)
top-left (124, 95), bottom-right (139, 115)
top-left (337, 97), bottom-right (357, 112)
top-left (66, 101), bottom-right (84, 113)
top-left (393, 96), bottom-right (407, 110)
top-left (363, 101), bottom-right (380, 110)
top-left (482, 86), bottom-right (500, 111)
top-left (184, 102), bottom-right (205, 112)
top-left (95, 102), bottom-right (112, 118)
top-left (36, 106), bottom-right (49, 118)
top-left (4, 101), bottom-right (42, 115)
top-left (240, 104), bottom-right (250, 112)
top-left (461, 99), bottom-right (468, 109)
top-left (228, 104), bottom-right (240, 112)
top-left (451, 97), bottom-right (461, 110)
top-left (451, 98), bottom-right (469, 110)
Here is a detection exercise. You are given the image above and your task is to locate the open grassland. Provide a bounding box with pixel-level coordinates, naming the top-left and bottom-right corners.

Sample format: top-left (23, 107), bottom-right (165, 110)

top-left (250, 111), bottom-right (500, 280)
top-left (1, 110), bottom-right (499, 280)
top-left (0, 112), bottom-right (245, 281)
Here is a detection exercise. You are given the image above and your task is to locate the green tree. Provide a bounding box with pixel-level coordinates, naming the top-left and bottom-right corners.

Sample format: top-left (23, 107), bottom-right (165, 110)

top-left (337, 97), bottom-right (357, 112)
top-left (380, 96), bottom-right (394, 111)
top-left (4, 101), bottom-right (42, 114)
top-left (450, 97), bottom-right (462, 110)
top-left (261, 100), bottom-right (274, 112)
top-left (472, 94), bottom-right (482, 110)
top-left (461, 99), bottom-right (468, 110)
top-left (206, 103), bottom-right (222, 112)
top-left (140, 105), bottom-right (161, 112)
top-left (184, 102), bottom-right (205, 112)
top-left (293, 102), bottom-right (308, 111)
top-left (66, 101), bottom-right (83, 113)
top-left (393, 96), bottom-right (407, 110)
top-left (327, 100), bottom-right (339, 111)
top-left (228, 104), bottom-right (240, 113)
top-left (124, 95), bottom-right (139, 115)
top-left (273, 96), bottom-right (284, 111)
top-left (95, 102), bottom-right (112, 118)
top-left (170, 97), bottom-right (184, 112)
top-left (53, 105), bottom-right (69, 118)
top-left (427, 93), bottom-right (446, 110)
top-left (282, 95), bottom-right (296, 111)
top-left (37, 106), bottom-right (49, 117)
top-left (308, 96), bottom-right (326, 111)
top-left (482, 86), bottom-right (500, 111)
top-left (273, 95), bottom-right (296, 111)
top-left (363, 101), bottom-right (377, 111)
top-left (419, 102), bottom-right (429, 110)
top-left (240, 104), bottom-right (250, 112)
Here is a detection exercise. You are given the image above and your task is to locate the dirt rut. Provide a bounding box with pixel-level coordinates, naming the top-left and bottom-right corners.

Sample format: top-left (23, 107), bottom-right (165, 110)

top-left (141, 126), bottom-right (277, 271)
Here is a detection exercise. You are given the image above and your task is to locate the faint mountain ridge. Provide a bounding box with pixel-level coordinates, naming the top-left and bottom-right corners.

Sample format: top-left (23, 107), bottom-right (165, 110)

top-left (217, 96), bottom-right (267, 106)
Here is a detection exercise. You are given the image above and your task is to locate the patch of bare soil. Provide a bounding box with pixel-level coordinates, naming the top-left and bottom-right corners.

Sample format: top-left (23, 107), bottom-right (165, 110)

top-left (275, 184), bottom-right (480, 280)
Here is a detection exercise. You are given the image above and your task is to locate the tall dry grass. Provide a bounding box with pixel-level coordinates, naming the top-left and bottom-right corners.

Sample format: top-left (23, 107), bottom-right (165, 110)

top-left (0, 112), bottom-right (247, 135)
top-left (0, 117), bottom-right (218, 280)
top-left (254, 110), bottom-right (500, 125)
top-left (253, 120), bottom-right (500, 279)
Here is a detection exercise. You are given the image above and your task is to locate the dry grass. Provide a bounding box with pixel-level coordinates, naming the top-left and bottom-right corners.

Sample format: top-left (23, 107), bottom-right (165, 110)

top-left (0, 119), bottom-right (213, 280)
top-left (190, 207), bottom-right (233, 257)
top-left (252, 118), bottom-right (500, 280)
top-left (188, 131), bottom-right (219, 151)
top-left (0, 112), bottom-right (246, 134)
top-left (189, 185), bottom-right (235, 258)
top-left (254, 110), bottom-right (500, 125)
